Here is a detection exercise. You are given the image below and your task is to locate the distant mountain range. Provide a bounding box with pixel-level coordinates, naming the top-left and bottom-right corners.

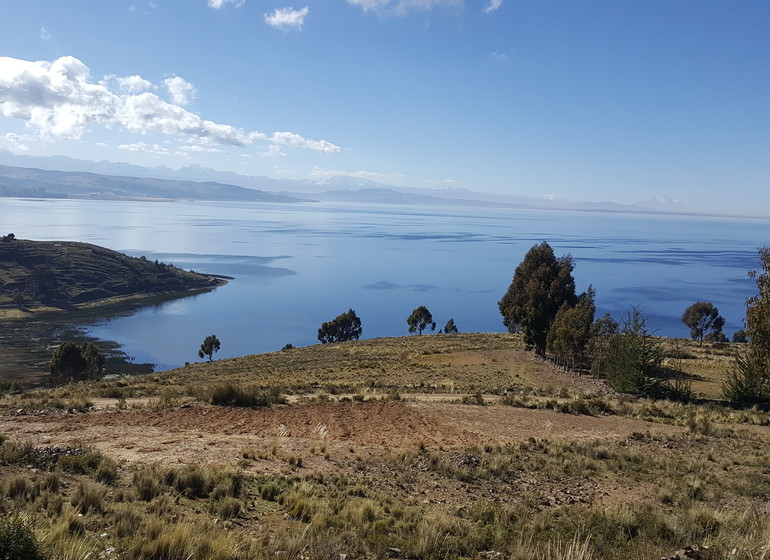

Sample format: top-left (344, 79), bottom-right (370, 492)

top-left (0, 154), bottom-right (689, 214)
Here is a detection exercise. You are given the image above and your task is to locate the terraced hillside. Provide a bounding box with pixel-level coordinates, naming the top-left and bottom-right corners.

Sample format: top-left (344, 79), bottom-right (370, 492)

top-left (0, 237), bottom-right (226, 316)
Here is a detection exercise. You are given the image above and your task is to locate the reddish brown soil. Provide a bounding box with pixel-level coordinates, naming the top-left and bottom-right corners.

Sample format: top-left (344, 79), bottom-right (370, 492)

top-left (0, 400), bottom-right (682, 469)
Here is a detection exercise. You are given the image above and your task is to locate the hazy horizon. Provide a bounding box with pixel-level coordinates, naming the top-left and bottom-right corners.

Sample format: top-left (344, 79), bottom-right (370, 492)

top-left (1, 2), bottom-right (768, 217)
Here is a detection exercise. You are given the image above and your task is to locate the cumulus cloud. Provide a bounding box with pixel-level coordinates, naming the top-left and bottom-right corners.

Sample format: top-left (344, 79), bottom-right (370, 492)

top-left (270, 131), bottom-right (340, 153)
top-left (0, 55), bottom-right (341, 155)
top-left (347, 0), bottom-right (461, 16)
top-left (484, 0), bottom-right (501, 12)
top-left (101, 74), bottom-right (153, 94)
top-left (262, 144), bottom-right (286, 158)
top-left (0, 132), bottom-right (32, 153)
top-left (207, 0), bottom-right (244, 8)
top-left (163, 76), bottom-right (196, 106)
top-left (264, 7), bottom-right (309, 30)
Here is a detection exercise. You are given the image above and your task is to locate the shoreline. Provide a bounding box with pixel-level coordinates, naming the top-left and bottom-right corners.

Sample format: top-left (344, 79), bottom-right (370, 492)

top-left (0, 277), bottom-right (229, 322)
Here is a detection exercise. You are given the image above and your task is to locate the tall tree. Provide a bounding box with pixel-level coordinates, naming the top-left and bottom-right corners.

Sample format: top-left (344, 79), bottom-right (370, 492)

top-left (318, 309), bottom-right (362, 343)
top-left (681, 301), bottom-right (726, 346)
top-left (723, 247), bottom-right (770, 402)
top-left (407, 306), bottom-right (436, 335)
top-left (442, 318), bottom-right (459, 334)
top-left (498, 242), bottom-right (577, 356)
top-left (198, 334), bottom-right (221, 361)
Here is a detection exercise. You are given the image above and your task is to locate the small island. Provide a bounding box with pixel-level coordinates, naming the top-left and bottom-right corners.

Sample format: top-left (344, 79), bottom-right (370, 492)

top-left (0, 234), bottom-right (227, 319)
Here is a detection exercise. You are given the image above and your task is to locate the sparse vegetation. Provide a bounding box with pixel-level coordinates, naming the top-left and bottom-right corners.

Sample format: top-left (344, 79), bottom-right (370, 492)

top-left (2, 324), bottom-right (769, 560)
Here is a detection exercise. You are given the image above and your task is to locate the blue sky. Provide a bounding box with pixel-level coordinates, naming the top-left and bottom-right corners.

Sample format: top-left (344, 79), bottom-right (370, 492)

top-left (0, 1), bottom-right (768, 215)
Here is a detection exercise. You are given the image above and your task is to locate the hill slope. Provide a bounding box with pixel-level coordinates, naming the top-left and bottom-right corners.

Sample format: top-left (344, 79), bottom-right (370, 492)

top-left (0, 164), bottom-right (308, 202)
top-left (0, 237), bottom-right (226, 316)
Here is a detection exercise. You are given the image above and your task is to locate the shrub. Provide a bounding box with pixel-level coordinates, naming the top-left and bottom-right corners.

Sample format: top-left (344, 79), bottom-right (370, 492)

top-left (0, 517), bottom-right (46, 560)
top-left (210, 384), bottom-right (286, 407)
top-left (217, 497), bottom-right (242, 519)
top-left (71, 480), bottom-right (107, 514)
top-left (95, 457), bottom-right (119, 485)
top-left (133, 466), bottom-right (164, 502)
top-left (6, 475), bottom-right (35, 501)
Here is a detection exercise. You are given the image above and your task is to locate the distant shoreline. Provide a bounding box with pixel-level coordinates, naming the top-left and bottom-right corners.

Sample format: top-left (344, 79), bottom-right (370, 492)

top-left (0, 278), bottom-right (228, 322)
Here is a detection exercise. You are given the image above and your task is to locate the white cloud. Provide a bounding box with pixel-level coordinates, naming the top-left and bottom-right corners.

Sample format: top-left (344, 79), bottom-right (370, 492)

top-left (207, 0), bottom-right (244, 8)
top-left (0, 132), bottom-right (32, 153)
top-left (118, 141), bottom-right (171, 154)
top-left (310, 168), bottom-right (402, 181)
top-left (262, 144), bottom-right (286, 158)
top-left (347, 0), bottom-right (461, 16)
top-left (40, 26), bottom-right (53, 42)
top-left (119, 75), bottom-right (153, 94)
top-left (265, 7), bottom-right (309, 30)
top-left (489, 52), bottom-right (508, 62)
top-left (101, 74), bottom-right (153, 94)
top-left (270, 131), bottom-right (340, 153)
top-left (0, 55), bottom-right (341, 155)
top-left (180, 144), bottom-right (221, 153)
top-left (484, 0), bottom-right (501, 13)
top-left (163, 76), bottom-right (196, 106)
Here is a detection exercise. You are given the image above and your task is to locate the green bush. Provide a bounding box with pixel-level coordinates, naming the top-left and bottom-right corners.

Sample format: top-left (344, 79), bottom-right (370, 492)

top-left (0, 517), bottom-right (46, 560)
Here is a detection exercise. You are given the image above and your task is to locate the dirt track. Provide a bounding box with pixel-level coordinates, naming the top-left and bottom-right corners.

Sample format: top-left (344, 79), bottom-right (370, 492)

top-left (0, 400), bottom-right (683, 468)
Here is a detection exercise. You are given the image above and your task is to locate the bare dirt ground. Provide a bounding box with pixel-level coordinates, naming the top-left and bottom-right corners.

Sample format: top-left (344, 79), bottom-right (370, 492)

top-left (0, 399), bottom-right (682, 469)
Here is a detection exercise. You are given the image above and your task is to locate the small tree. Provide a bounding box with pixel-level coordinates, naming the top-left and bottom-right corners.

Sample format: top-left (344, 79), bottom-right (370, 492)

top-left (49, 341), bottom-right (105, 386)
top-left (317, 309), bottom-right (362, 344)
top-left (681, 301), bottom-right (726, 346)
top-left (732, 329), bottom-right (748, 343)
top-left (443, 318), bottom-right (459, 334)
top-left (723, 247), bottom-right (770, 402)
top-left (407, 306), bottom-right (436, 335)
top-left (546, 286), bottom-right (596, 371)
top-left (498, 242), bottom-right (577, 356)
top-left (198, 334), bottom-right (221, 361)
top-left (602, 308), bottom-right (667, 397)
top-left (588, 313), bottom-right (619, 378)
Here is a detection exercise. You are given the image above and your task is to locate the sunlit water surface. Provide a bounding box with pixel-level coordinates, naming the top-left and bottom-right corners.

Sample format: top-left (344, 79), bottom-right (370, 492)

top-left (3, 198), bottom-right (767, 371)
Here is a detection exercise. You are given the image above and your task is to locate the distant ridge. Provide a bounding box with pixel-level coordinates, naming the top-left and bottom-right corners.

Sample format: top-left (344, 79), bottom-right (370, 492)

top-left (0, 164), bottom-right (308, 203)
top-left (0, 155), bottom-right (694, 215)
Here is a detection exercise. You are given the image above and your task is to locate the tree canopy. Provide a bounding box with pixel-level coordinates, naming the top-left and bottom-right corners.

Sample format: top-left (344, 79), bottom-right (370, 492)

top-left (442, 318), bottom-right (459, 334)
top-left (498, 242), bottom-right (577, 355)
top-left (317, 309), bottom-right (362, 344)
top-left (49, 341), bottom-right (105, 386)
top-left (681, 301), bottom-right (725, 346)
top-left (198, 334), bottom-right (221, 361)
top-left (546, 285), bottom-right (596, 368)
top-left (407, 306), bottom-right (436, 335)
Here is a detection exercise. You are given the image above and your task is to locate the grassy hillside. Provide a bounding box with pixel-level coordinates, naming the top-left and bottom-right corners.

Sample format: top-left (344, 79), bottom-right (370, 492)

top-left (0, 237), bottom-right (226, 317)
top-left (1, 333), bottom-right (766, 560)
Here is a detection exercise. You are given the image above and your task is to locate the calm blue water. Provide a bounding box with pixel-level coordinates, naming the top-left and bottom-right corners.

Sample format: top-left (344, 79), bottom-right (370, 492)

top-left (2, 198), bottom-right (767, 370)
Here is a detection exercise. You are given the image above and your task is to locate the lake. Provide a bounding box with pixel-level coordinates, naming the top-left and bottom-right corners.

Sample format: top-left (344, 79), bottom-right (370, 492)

top-left (2, 198), bottom-right (767, 372)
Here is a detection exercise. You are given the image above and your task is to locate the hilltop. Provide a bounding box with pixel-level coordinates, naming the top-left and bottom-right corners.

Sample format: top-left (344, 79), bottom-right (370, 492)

top-left (0, 237), bottom-right (227, 319)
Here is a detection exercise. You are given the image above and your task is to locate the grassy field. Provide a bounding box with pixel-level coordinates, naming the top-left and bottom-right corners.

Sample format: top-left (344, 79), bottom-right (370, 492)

top-left (1, 333), bottom-right (768, 560)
